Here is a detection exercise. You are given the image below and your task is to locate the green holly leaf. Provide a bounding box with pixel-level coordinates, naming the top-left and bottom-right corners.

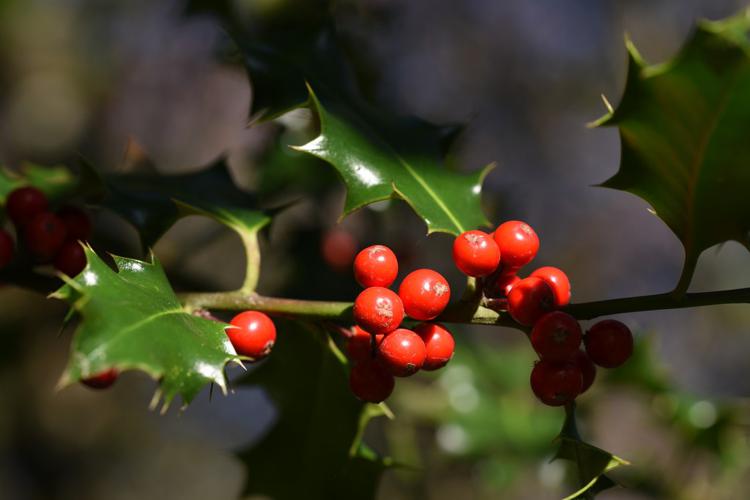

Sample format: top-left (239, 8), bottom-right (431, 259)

top-left (0, 163), bottom-right (82, 204)
top-left (237, 320), bottom-right (389, 499)
top-left (595, 11), bottom-right (750, 287)
top-left (296, 88), bottom-right (492, 235)
top-left (53, 247), bottom-right (239, 408)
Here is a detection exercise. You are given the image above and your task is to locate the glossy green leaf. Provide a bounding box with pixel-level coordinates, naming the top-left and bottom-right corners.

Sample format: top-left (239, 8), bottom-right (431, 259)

top-left (237, 320), bottom-right (388, 499)
top-left (53, 247), bottom-right (238, 407)
top-left (0, 163), bottom-right (81, 203)
top-left (297, 88), bottom-right (492, 235)
top-left (596, 12), bottom-right (750, 284)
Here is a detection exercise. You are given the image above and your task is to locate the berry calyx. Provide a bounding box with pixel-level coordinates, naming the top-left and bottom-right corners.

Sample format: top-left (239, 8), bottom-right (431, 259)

top-left (493, 220), bottom-right (539, 270)
top-left (414, 322), bottom-right (455, 371)
top-left (530, 266), bottom-right (571, 307)
top-left (585, 319), bottom-right (633, 368)
top-left (573, 350), bottom-right (596, 394)
top-left (6, 186), bottom-right (48, 228)
top-left (24, 212), bottom-right (67, 262)
top-left (530, 359), bottom-right (582, 406)
top-left (346, 325), bottom-right (384, 362)
top-left (349, 359), bottom-right (395, 403)
top-left (452, 230), bottom-right (501, 277)
top-left (353, 287), bottom-right (404, 335)
top-left (54, 240), bottom-right (87, 277)
top-left (353, 244), bottom-right (399, 287)
top-left (398, 269), bottom-right (451, 321)
top-left (530, 311), bottom-right (582, 361)
top-left (507, 276), bottom-right (554, 326)
top-left (227, 311), bottom-right (277, 359)
top-left (57, 206), bottom-right (92, 241)
top-left (0, 229), bottom-right (14, 269)
top-left (81, 368), bottom-right (119, 389)
top-left (377, 328), bottom-right (426, 377)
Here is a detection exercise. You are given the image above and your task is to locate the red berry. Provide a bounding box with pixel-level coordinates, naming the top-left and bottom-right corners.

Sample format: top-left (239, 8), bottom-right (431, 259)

top-left (530, 311), bottom-right (582, 361)
top-left (573, 350), bottom-right (596, 394)
top-left (54, 240), bottom-right (87, 277)
top-left (353, 287), bottom-right (404, 335)
top-left (493, 220), bottom-right (539, 270)
top-left (377, 328), bottom-right (426, 377)
top-left (530, 266), bottom-right (571, 307)
top-left (507, 276), bottom-right (554, 326)
top-left (57, 206), bottom-right (92, 241)
top-left (24, 212), bottom-right (67, 262)
top-left (227, 311), bottom-right (277, 359)
top-left (414, 323), bottom-right (455, 371)
top-left (349, 359), bottom-right (395, 403)
top-left (486, 271), bottom-right (521, 298)
top-left (346, 325), bottom-right (384, 362)
top-left (6, 186), bottom-right (48, 228)
top-left (0, 229), bottom-right (14, 269)
top-left (585, 319), bottom-right (633, 368)
top-left (321, 228), bottom-right (357, 272)
top-left (452, 230), bottom-right (501, 277)
top-left (530, 359), bottom-right (582, 406)
top-left (81, 368), bottom-right (118, 389)
top-left (398, 269), bottom-right (450, 321)
top-left (353, 244), bottom-right (398, 287)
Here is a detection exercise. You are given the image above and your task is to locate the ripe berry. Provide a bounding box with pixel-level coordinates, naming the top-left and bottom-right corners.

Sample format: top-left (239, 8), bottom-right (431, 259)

top-left (377, 328), bottom-right (426, 377)
top-left (353, 287), bottom-right (404, 335)
top-left (574, 350), bottom-right (596, 394)
top-left (349, 359), bottom-right (395, 403)
top-left (485, 271), bottom-right (521, 298)
top-left (353, 244), bottom-right (398, 287)
top-left (507, 276), bottom-right (554, 326)
top-left (414, 323), bottom-right (455, 371)
top-left (227, 311), bottom-right (277, 359)
top-left (81, 368), bottom-right (118, 389)
top-left (585, 319), bottom-right (633, 368)
top-left (0, 229), bottom-right (14, 269)
top-left (398, 269), bottom-right (450, 321)
top-left (452, 230), bottom-right (501, 277)
top-left (530, 266), bottom-right (571, 307)
top-left (24, 212), bottom-right (67, 262)
top-left (54, 240), bottom-right (87, 277)
top-left (493, 220), bottom-right (539, 270)
top-left (6, 186), bottom-right (48, 228)
top-left (530, 359), bottom-right (582, 406)
top-left (347, 325), bottom-right (384, 362)
top-left (57, 206), bottom-right (92, 241)
top-left (321, 228), bottom-right (357, 272)
top-left (530, 311), bottom-right (582, 361)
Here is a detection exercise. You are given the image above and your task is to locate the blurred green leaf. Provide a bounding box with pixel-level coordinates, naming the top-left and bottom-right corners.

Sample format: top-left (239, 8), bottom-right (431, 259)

top-left (0, 163), bottom-right (81, 204)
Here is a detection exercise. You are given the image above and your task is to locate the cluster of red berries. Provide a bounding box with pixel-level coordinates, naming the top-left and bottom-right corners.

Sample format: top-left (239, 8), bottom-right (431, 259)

top-left (347, 245), bottom-right (456, 403)
top-left (453, 220), bottom-right (633, 406)
top-left (0, 186), bottom-right (91, 278)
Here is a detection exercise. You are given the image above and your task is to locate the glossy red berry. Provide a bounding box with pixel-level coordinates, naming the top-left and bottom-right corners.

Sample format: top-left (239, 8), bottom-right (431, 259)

top-left (227, 311), bottom-right (277, 359)
top-left (452, 230), bottom-right (501, 277)
top-left (353, 244), bottom-right (398, 287)
top-left (486, 271), bottom-right (521, 298)
top-left (349, 359), bottom-right (395, 403)
top-left (81, 368), bottom-right (119, 389)
top-left (585, 319), bottom-right (633, 368)
top-left (573, 350), bottom-right (596, 394)
top-left (414, 323), bottom-right (455, 371)
top-left (530, 359), bottom-right (582, 406)
top-left (398, 269), bottom-right (450, 321)
top-left (24, 212), bottom-right (67, 262)
top-left (493, 220), bottom-right (539, 270)
top-left (507, 276), bottom-right (554, 326)
top-left (54, 240), bottom-right (87, 277)
top-left (57, 206), bottom-right (92, 241)
top-left (353, 287), bottom-right (404, 335)
top-left (6, 186), bottom-right (48, 228)
top-left (347, 325), bottom-right (384, 362)
top-left (0, 229), bottom-right (14, 269)
top-left (530, 266), bottom-right (571, 307)
top-left (377, 328), bottom-right (426, 377)
top-left (530, 311), bottom-right (582, 361)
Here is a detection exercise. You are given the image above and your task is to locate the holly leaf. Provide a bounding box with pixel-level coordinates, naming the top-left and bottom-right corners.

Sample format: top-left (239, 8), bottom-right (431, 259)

top-left (595, 12), bottom-right (750, 284)
top-left (237, 320), bottom-right (389, 499)
top-left (0, 163), bottom-right (82, 203)
top-left (296, 88), bottom-right (492, 235)
top-left (53, 247), bottom-right (238, 408)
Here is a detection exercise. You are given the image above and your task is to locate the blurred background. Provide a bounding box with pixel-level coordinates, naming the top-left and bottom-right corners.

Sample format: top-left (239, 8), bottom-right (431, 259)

top-left (2, 0), bottom-right (750, 498)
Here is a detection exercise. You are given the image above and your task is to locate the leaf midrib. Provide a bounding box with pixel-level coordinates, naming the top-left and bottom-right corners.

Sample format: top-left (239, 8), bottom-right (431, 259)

top-left (87, 308), bottom-right (186, 358)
